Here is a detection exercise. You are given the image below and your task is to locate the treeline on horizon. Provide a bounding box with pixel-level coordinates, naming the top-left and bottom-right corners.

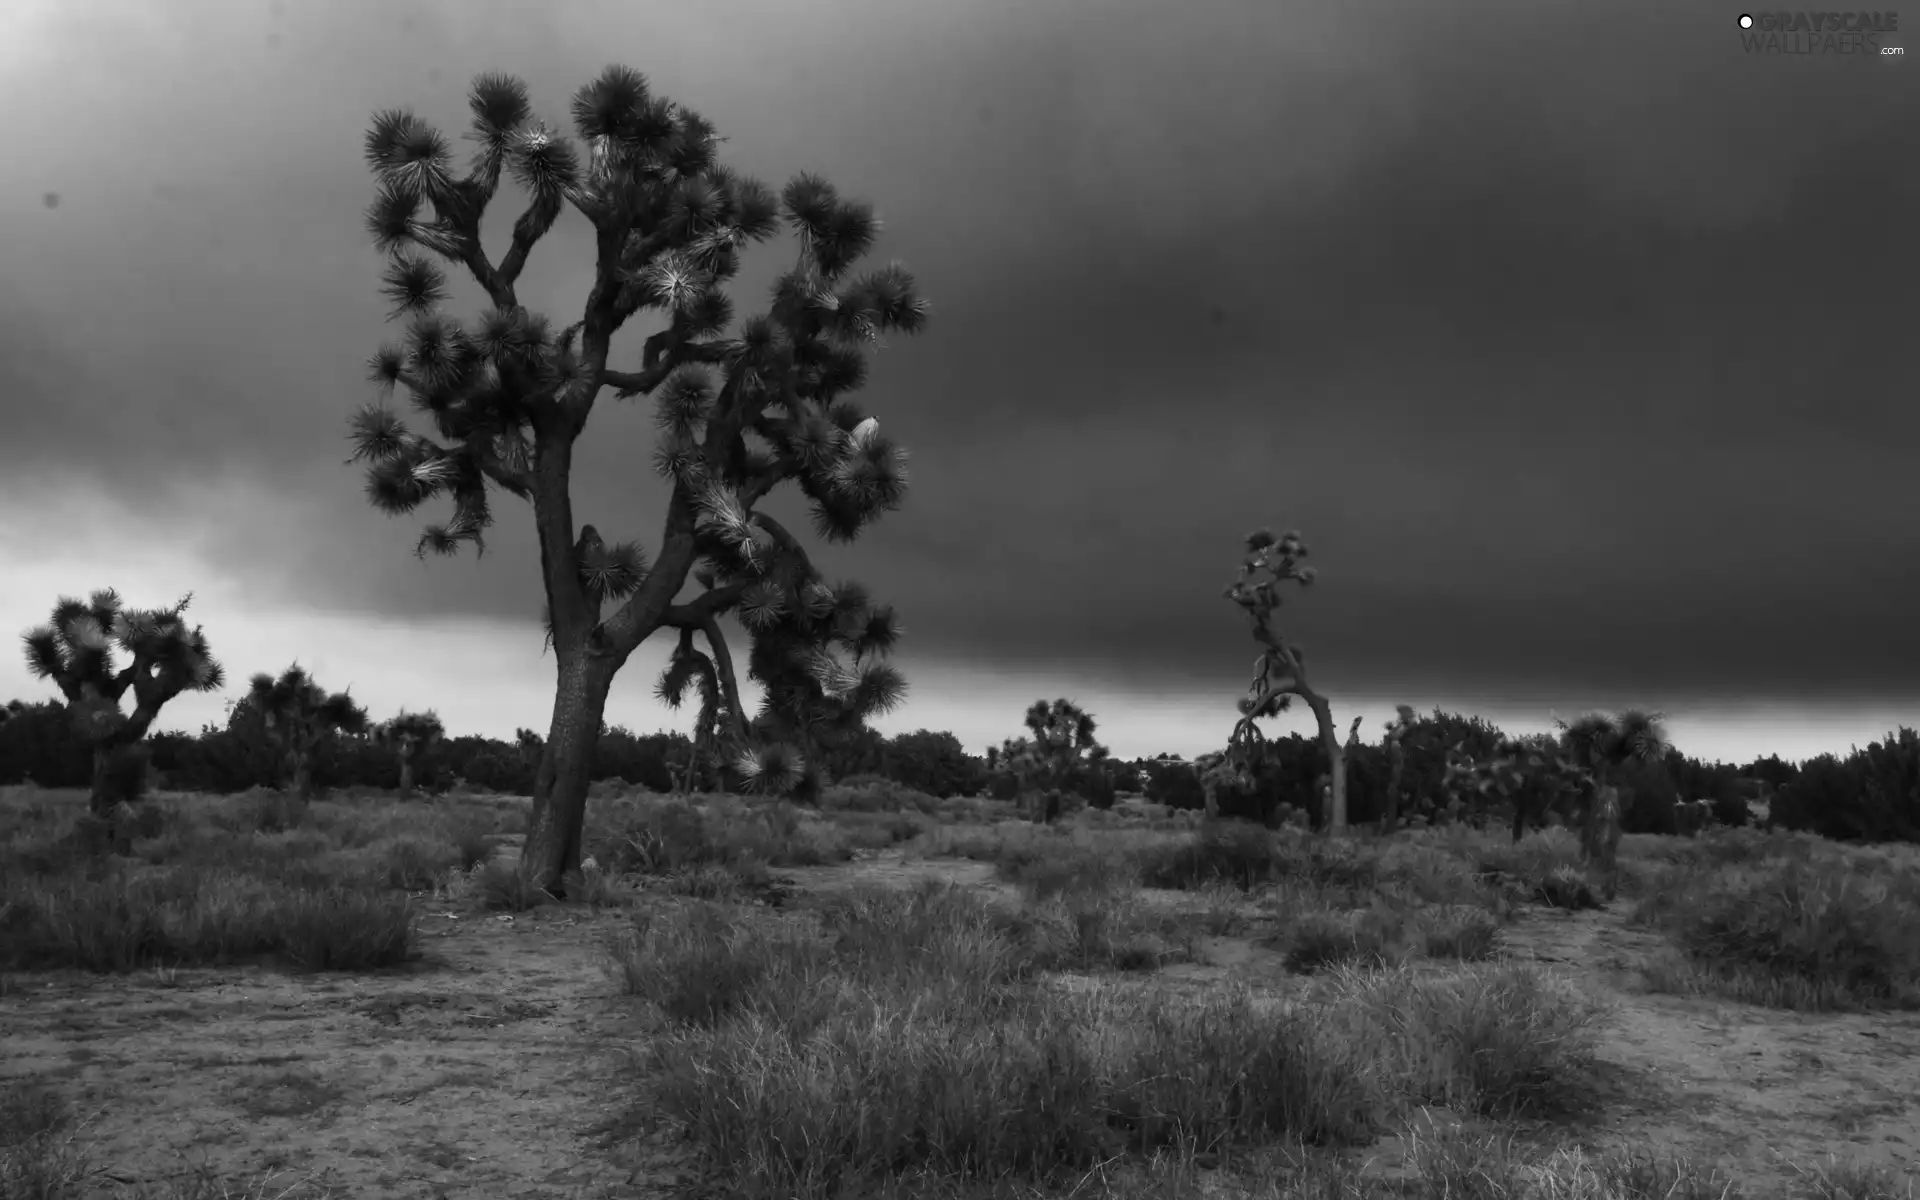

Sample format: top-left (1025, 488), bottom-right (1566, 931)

top-left (3, 694), bottom-right (1916, 843)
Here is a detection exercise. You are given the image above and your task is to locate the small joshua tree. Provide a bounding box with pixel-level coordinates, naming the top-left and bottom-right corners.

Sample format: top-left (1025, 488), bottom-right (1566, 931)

top-left (248, 665), bottom-right (369, 800)
top-left (1220, 528), bottom-right (1350, 834)
top-left (20, 590), bottom-right (224, 830)
top-left (514, 727), bottom-right (544, 765)
top-left (1557, 709), bottom-right (1669, 897)
top-left (377, 710), bottom-right (445, 799)
top-left (1011, 699), bottom-right (1108, 823)
top-left (1379, 704), bottom-right (1417, 832)
top-left (345, 67), bottom-right (927, 891)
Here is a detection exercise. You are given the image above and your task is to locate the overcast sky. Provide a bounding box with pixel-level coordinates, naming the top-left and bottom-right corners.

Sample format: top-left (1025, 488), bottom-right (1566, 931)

top-left (2, 0), bottom-right (1914, 765)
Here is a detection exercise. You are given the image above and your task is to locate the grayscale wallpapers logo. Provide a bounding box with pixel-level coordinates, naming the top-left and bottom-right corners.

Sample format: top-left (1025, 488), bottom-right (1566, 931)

top-left (1737, 11), bottom-right (1904, 53)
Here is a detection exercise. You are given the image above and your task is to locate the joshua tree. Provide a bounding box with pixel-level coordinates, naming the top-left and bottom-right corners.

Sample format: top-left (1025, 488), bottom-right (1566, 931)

top-left (514, 726), bottom-right (544, 763)
top-left (1556, 709), bottom-right (1669, 896)
top-left (1220, 528), bottom-right (1350, 834)
top-left (377, 710), bottom-right (445, 799)
top-left (1009, 699), bottom-right (1108, 823)
top-left (248, 665), bottom-right (369, 800)
top-left (345, 67), bottom-right (927, 892)
top-left (1379, 704), bottom-right (1417, 833)
top-left (20, 590), bottom-right (224, 825)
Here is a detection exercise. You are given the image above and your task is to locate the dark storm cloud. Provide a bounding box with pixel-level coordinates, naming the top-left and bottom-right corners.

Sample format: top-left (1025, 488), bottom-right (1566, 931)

top-left (2, 0), bottom-right (1914, 705)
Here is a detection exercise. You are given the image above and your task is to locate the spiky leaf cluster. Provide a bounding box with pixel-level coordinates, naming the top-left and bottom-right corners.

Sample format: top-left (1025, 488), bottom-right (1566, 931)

top-left (660, 172), bottom-right (926, 549)
top-left (734, 740), bottom-right (808, 796)
top-left (247, 665), bottom-right (369, 749)
top-left (1556, 710), bottom-right (1670, 781)
top-left (742, 573), bottom-right (905, 773)
top-left (1225, 528), bottom-right (1314, 627)
top-left (20, 589), bottom-right (224, 741)
top-left (351, 67), bottom-right (805, 560)
top-left (657, 626), bottom-right (737, 782)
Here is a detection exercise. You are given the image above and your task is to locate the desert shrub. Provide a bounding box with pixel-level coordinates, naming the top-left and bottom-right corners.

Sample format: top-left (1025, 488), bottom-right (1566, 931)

top-left (1282, 901), bottom-right (1498, 973)
top-left (1138, 822), bottom-right (1292, 890)
top-left (588, 795), bottom-right (851, 875)
top-left (0, 866), bottom-right (419, 972)
top-left (383, 837), bottom-right (460, 890)
top-left (1360, 962), bottom-right (1605, 1118)
top-left (276, 886), bottom-right (421, 969)
top-left (996, 840), bottom-right (1138, 900)
top-left (613, 883), bottom-right (1604, 1198)
top-left (472, 858), bottom-right (550, 912)
top-left (0, 701), bottom-right (91, 788)
top-left (1632, 852), bottom-right (1920, 1009)
top-left (820, 778), bottom-right (942, 815)
top-left (610, 901), bottom-right (831, 1026)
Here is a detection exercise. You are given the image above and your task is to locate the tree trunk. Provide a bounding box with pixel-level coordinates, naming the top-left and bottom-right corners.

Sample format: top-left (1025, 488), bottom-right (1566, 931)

top-left (86, 741), bottom-right (138, 854)
top-left (1382, 754), bottom-right (1405, 834)
top-left (519, 653), bottom-right (616, 894)
top-left (1303, 693), bottom-right (1347, 835)
top-left (1582, 783), bottom-right (1624, 898)
top-left (88, 743), bottom-right (115, 818)
top-left (291, 748), bottom-right (313, 801)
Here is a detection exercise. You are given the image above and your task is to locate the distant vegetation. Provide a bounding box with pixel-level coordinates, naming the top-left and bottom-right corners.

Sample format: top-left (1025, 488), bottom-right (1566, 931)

top-left (4, 686), bottom-right (1916, 844)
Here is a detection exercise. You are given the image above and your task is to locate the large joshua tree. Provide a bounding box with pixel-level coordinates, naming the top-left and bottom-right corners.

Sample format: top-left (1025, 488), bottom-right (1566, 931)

top-left (1221, 528), bottom-right (1350, 834)
top-left (20, 589), bottom-right (224, 818)
top-left (344, 67), bottom-right (926, 890)
top-left (248, 664), bottom-right (369, 800)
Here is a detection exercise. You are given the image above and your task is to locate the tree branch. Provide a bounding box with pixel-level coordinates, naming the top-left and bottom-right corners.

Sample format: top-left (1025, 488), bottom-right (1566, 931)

top-left (695, 615), bottom-right (749, 747)
top-left (748, 512), bottom-right (819, 578)
top-left (599, 478), bottom-right (701, 657)
top-left (662, 581), bottom-right (751, 628)
top-left (739, 455), bottom-right (798, 507)
top-left (459, 243), bottom-right (514, 311)
top-left (497, 194), bottom-right (561, 291)
top-left (603, 339), bottom-right (729, 399)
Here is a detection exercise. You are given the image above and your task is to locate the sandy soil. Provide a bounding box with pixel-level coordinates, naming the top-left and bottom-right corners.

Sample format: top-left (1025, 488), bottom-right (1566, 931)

top-left (5, 849), bottom-right (1917, 1197)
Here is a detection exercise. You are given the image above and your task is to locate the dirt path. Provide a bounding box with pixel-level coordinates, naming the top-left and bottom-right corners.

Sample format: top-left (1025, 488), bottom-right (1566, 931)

top-left (1496, 905), bottom-right (1920, 1184)
top-left (3, 906), bottom-right (679, 1199)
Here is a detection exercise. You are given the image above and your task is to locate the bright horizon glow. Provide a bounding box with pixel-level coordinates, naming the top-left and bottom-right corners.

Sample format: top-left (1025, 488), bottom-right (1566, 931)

top-left (2, 488), bottom-right (1910, 769)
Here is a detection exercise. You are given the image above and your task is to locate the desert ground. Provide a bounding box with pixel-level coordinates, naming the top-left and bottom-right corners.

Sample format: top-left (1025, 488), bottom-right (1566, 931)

top-left (3, 782), bottom-right (1917, 1199)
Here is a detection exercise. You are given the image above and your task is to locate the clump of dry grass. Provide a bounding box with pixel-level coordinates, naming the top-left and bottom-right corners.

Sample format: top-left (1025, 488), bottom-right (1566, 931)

top-left (606, 879), bottom-right (1608, 1199)
top-left (1631, 840), bottom-right (1920, 1011)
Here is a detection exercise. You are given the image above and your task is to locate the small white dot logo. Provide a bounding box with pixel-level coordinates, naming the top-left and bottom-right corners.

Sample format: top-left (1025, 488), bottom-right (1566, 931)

top-left (1738, 13), bottom-right (1754, 26)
